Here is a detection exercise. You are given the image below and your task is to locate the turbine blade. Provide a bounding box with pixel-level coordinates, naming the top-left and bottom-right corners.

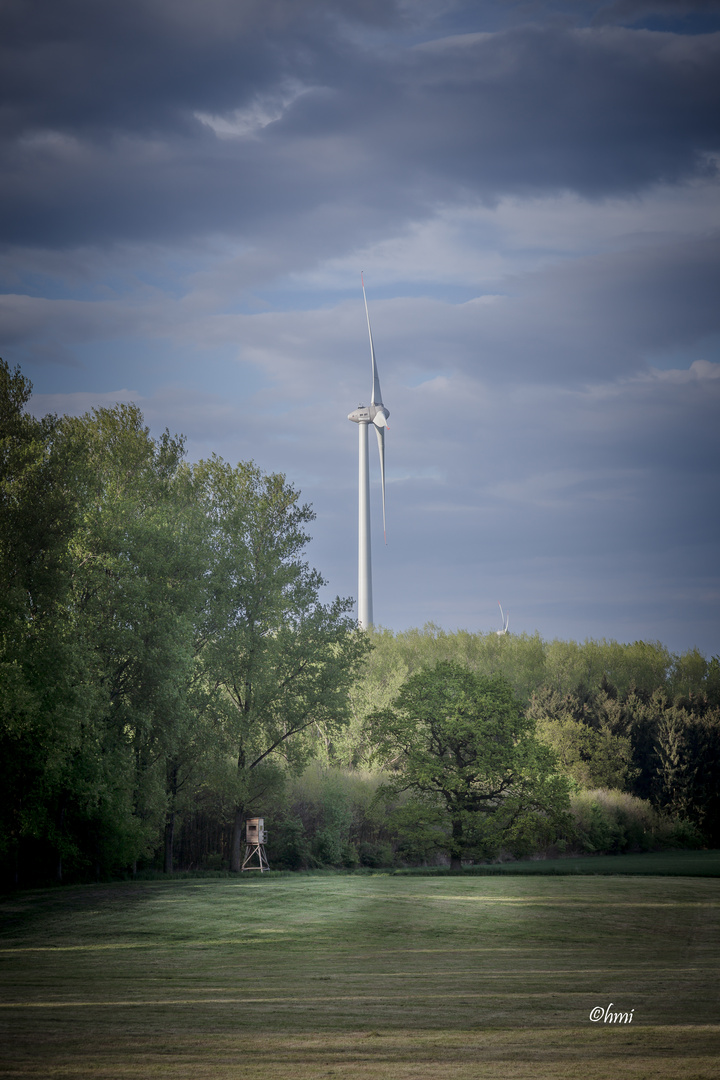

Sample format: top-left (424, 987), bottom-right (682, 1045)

top-left (498, 602), bottom-right (505, 631)
top-left (375, 423), bottom-right (386, 544)
top-left (362, 273), bottom-right (383, 406)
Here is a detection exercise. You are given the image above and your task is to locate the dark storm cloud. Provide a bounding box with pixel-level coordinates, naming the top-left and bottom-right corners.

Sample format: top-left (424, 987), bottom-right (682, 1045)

top-left (0, 0), bottom-right (396, 136)
top-left (388, 26), bottom-right (720, 196)
top-left (593, 0), bottom-right (720, 28)
top-left (1, 2), bottom-right (719, 250)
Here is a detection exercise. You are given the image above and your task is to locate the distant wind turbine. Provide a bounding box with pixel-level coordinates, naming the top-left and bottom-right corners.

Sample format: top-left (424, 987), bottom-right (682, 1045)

top-left (496, 602), bottom-right (509, 636)
top-left (348, 274), bottom-right (389, 629)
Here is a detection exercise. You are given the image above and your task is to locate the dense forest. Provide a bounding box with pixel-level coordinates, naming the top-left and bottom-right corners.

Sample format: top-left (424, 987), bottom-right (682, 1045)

top-left (2, 359), bottom-right (718, 885)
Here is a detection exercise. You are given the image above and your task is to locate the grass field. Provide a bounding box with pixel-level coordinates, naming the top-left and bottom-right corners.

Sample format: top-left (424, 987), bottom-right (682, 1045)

top-left (1, 860), bottom-right (719, 1078)
top-left (394, 850), bottom-right (720, 876)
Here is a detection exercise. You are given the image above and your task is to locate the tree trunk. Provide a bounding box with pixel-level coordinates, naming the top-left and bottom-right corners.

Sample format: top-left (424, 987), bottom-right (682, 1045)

top-left (55, 806), bottom-right (65, 883)
top-left (230, 805), bottom-right (245, 872)
top-left (230, 747), bottom-right (247, 873)
top-left (164, 810), bottom-right (175, 874)
top-left (450, 815), bottom-right (463, 871)
top-left (164, 762), bottom-right (179, 874)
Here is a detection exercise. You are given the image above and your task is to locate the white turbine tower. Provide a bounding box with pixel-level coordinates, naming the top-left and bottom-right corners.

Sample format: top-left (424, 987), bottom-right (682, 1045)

top-left (348, 275), bottom-right (389, 629)
top-left (496, 602), bottom-right (509, 636)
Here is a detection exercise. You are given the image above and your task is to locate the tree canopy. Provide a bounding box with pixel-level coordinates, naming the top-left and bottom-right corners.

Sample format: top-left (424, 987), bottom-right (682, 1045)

top-left (191, 456), bottom-right (370, 870)
top-left (0, 359), bottom-right (367, 884)
top-left (370, 661), bottom-right (571, 867)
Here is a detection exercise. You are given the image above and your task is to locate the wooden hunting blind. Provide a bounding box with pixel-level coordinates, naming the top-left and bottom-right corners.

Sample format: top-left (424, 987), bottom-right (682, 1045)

top-left (241, 816), bottom-right (269, 871)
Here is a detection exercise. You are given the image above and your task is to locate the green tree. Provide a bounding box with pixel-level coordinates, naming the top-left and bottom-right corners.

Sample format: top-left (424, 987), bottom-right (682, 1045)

top-left (0, 360), bottom-right (86, 884)
top-left (59, 404), bottom-right (206, 877)
top-left (529, 687), bottom-right (636, 791)
top-left (668, 648), bottom-right (714, 705)
top-left (333, 627), bottom-right (410, 767)
top-left (192, 457), bottom-right (371, 871)
top-left (1, 367), bottom-right (373, 880)
top-left (544, 638), bottom-right (671, 698)
top-left (364, 624), bottom-right (548, 706)
top-left (653, 705), bottom-right (720, 842)
top-left (370, 661), bottom-right (570, 868)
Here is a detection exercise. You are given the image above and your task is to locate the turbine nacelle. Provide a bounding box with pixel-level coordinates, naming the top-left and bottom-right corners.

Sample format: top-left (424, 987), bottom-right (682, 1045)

top-left (348, 403), bottom-right (390, 426)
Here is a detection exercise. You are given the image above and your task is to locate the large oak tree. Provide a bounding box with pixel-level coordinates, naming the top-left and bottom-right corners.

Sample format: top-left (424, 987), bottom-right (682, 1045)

top-left (370, 661), bottom-right (570, 867)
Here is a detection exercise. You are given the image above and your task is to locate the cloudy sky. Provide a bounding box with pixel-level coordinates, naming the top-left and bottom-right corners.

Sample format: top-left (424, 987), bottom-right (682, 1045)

top-left (2, 0), bottom-right (720, 655)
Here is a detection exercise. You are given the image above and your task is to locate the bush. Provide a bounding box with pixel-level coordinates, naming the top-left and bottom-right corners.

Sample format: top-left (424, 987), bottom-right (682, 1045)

top-left (279, 763), bottom-right (397, 868)
top-left (567, 788), bottom-right (701, 854)
top-left (268, 817), bottom-right (312, 870)
top-left (358, 841), bottom-right (394, 868)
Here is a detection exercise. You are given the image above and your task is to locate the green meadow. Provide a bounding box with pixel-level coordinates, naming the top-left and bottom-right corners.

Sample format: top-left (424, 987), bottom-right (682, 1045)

top-left (2, 862), bottom-right (719, 1079)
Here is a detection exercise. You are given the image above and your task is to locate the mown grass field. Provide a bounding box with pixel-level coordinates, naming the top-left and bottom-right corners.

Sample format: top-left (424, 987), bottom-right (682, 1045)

top-left (1, 859), bottom-right (719, 1079)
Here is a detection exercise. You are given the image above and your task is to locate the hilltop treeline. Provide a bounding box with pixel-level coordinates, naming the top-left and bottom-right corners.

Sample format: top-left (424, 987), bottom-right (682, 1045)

top-left (2, 359), bottom-right (718, 884)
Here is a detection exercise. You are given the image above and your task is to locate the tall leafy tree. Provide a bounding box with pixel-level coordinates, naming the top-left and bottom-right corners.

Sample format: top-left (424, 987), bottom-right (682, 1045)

top-left (370, 661), bottom-right (570, 868)
top-left (0, 360), bottom-right (86, 883)
top-left (59, 405), bottom-right (206, 876)
top-left (192, 456), bottom-right (371, 871)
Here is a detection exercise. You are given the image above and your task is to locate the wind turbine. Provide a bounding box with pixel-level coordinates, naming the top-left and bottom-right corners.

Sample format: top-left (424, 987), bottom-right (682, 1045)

top-left (348, 274), bottom-right (389, 629)
top-left (496, 602), bottom-right (509, 636)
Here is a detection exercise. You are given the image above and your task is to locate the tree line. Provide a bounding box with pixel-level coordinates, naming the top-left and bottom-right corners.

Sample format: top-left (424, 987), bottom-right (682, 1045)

top-left (0, 360), bottom-right (368, 885)
top-left (2, 358), bottom-right (718, 884)
top-left (263, 632), bottom-right (718, 870)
